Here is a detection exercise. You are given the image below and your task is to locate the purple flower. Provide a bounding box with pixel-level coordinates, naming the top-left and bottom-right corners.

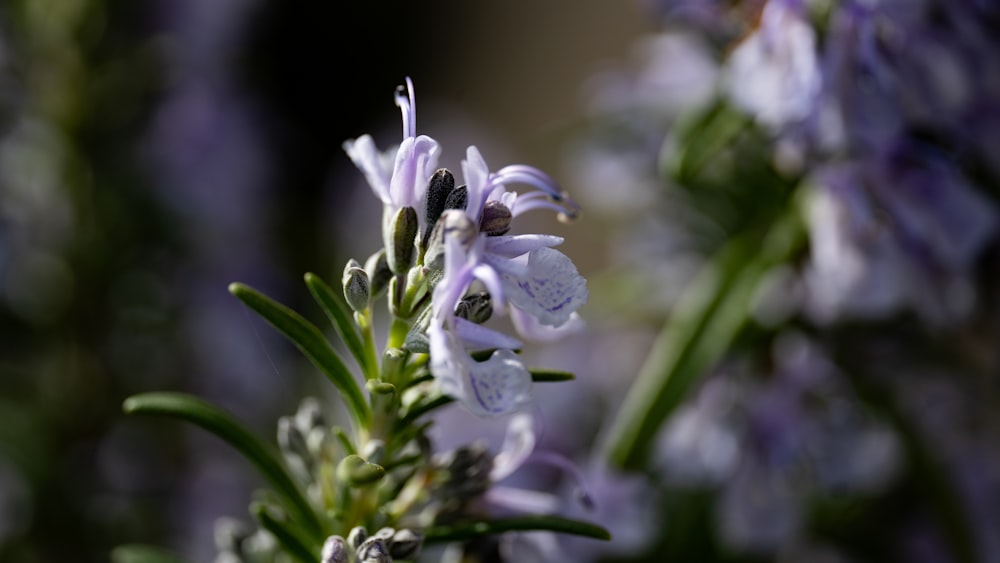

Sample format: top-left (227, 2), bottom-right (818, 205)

top-left (725, 0), bottom-right (821, 131)
top-left (342, 77), bottom-right (441, 247)
top-left (427, 147), bottom-right (588, 416)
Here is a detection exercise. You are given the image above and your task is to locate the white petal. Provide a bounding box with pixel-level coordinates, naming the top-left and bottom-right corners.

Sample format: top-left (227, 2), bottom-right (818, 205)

top-left (465, 349), bottom-right (532, 416)
top-left (511, 308), bottom-right (586, 342)
top-left (486, 235), bottom-right (564, 258)
top-left (462, 146), bottom-right (491, 222)
top-left (485, 486), bottom-right (560, 514)
top-left (430, 327), bottom-right (532, 417)
top-left (491, 413), bottom-right (536, 481)
top-left (343, 134), bottom-right (391, 203)
top-left (502, 247), bottom-right (588, 327)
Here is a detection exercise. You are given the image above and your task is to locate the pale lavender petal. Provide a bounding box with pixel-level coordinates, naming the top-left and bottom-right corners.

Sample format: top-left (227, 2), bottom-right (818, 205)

top-left (484, 485), bottom-right (560, 514)
top-left (453, 317), bottom-right (523, 351)
top-left (472, 262), bottom-right (506, 309)
top-left (389, 134), bottom-right (440, 211)
top-left (502, 247), bottom-right (589, 327)
top-left (465, 349), bottom-right (533, 416)
top-left (342, 134), bottom-right (391, 204)
top-left (491, 413), bottom-right (536, 481)
top-left (485, 234), bottom-right (564, 258)
top-left (461, 145), bottom-right (491, 222)
top-left (510, 308), bottom-right (586, 342)
top-left (430, 327), bottom-right (532, 417)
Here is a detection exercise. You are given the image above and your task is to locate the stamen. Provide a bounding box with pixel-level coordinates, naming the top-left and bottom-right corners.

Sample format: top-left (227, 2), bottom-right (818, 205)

top-left (490, 165), bottom-right (582, 223)
top-left (524, 450), bottom-right (596, 511)
top-left (394, 76), bottom-right (417, 139)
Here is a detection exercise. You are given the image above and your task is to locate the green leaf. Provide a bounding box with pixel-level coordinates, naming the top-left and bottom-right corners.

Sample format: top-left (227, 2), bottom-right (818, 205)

top-left (110, 545), bottom-right (191, 563)
top-left (122, 392), bottom-right (324, 542)
top-left (252, 502), bottom-right (321, 563)
top-left (304, 272), bottom-right (375, 380)
top-left (229, 282), bottom-right (370, 426)
top-left (529, 368), bottom-right (575, 382)
top-left (603, 212), bottom-right (805, 469)
top-left (424, 515), bottom-right (611, 543)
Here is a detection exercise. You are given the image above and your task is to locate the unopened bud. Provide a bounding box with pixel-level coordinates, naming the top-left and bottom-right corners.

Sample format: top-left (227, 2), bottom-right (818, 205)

top-left (371, 527), bottom-right (396, 543)
top-left (321, 535), bottom-right (350, 563)
top-left (347, 526), bottom-right (368, 551)
top-left (389, 529), bottom-right (424, 560)
top-left (295, 397), bottom-right (324, 431)
top-left (388, 206), bottom-right (419, 275)
top-left (361, 439), bottom-right (387, 465)
top-left (403, 306), bottom-right (432, 353)
top-left (424, 210), bottom-right (477, 275)
top-left (423, 169), bottom-right (456, 247)
top-left (357, 537), bottom-right (392, 563)
top-left (444, 185), bottom-right (467, 211)
top-left (455, 292), bottom-right (492, 324)
top-left (365, 249), bottom-right (392, 299)
top-left (342, 260), bottom-right (370, 312)
top-left (479, 200), bottom-right (512, 236)
top-left (337, 454), bottom-right (385, 486)
top-left (277, 417), bottom-right (309, 461)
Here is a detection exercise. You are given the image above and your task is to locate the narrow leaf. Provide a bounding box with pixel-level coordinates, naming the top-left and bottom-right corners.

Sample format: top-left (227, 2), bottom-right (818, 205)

top-left (229, 282), bottom-right (370, 426)
top-left (110, 545), bottom-right (191, 563)
top-left (529, 369), bottom-right (575, 382)
top-left (603, 212), bottom-right (804, 469)
top-left (122, 392), bottom-right (324, 541)
top-left (424, 515), bottom-right (611, 543)
top-left (304, 272), bottom-right (374, 379)
top-left (252, 502), bottom-right (321, 563)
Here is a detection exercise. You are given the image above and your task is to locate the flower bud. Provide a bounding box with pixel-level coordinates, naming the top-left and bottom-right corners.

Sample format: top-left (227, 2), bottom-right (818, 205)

top-left (294, 397), bottom-right (324, 431)
top-left (337, 454), bottom-right (385, 486)
top-left (347, 526), bottom-right (368, 551)
top-left (362, 439), bottom-right (386, 465)
top-left (388, 206), bottom-right (419, 275)
top-left (388, 528), bottom-right (424, 560)
top-left (479, 200), bottom-right (512, 236)
top-left (357, 538), bottom-right (391, 563)
top-left (321, 535), bottom-right (350, 563)
top-left (277, 416), bottom-right (309, 462)
top-left (455, 292), bottom-right (493, 324)
top-left (423, 168), bottom-right (456, 246)
top-left (364, 249), bottom-right (392, 299)
top-left (444, 185), bottom-right (468, 211)
top-left (342, 260), bottom-right (370, 312)
top-left (424, 210), bottom-right (477, 277)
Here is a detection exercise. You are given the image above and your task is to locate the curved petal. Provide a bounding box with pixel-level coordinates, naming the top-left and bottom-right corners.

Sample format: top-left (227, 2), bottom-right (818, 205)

top-left (430, 324), bottom-right (532, 417)
top-left (462, 145), bottom-right (491, 222)
top-left (343, 134), bottom-right (391, 204)
top-left (453, 317), bottom-right (523, 351)
top-left (491, 413), bottom-right (536, 481)
top-left (486, 234), bottom-right (564, 258)
top-left (502, 247), bottom-right (589, 327)
top-left (511, 308), bottom-right (586, 342)
top-left (390, 134), bottom-right (440, 211)
top-left (465, 349), bottom-right (533, 416)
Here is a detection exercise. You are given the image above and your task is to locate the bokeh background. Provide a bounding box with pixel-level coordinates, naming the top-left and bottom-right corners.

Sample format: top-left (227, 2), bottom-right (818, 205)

top-left (3, 0), bottom-right (1000, 562)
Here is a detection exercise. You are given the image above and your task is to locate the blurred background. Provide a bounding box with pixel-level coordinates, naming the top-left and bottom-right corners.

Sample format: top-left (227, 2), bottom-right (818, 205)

top-left (3, 0), bottom-right (1000, 562)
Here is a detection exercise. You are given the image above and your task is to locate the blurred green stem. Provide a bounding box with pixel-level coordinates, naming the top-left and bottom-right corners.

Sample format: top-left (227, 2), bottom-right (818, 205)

top-left (603, 210), bottom-right (804, 469)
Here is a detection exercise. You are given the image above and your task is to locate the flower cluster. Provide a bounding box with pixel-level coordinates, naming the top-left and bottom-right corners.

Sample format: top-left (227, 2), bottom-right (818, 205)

top-left (343, 77), bottom-right (587, 416)
top-left (119, 77), bottom-right (598, 563)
